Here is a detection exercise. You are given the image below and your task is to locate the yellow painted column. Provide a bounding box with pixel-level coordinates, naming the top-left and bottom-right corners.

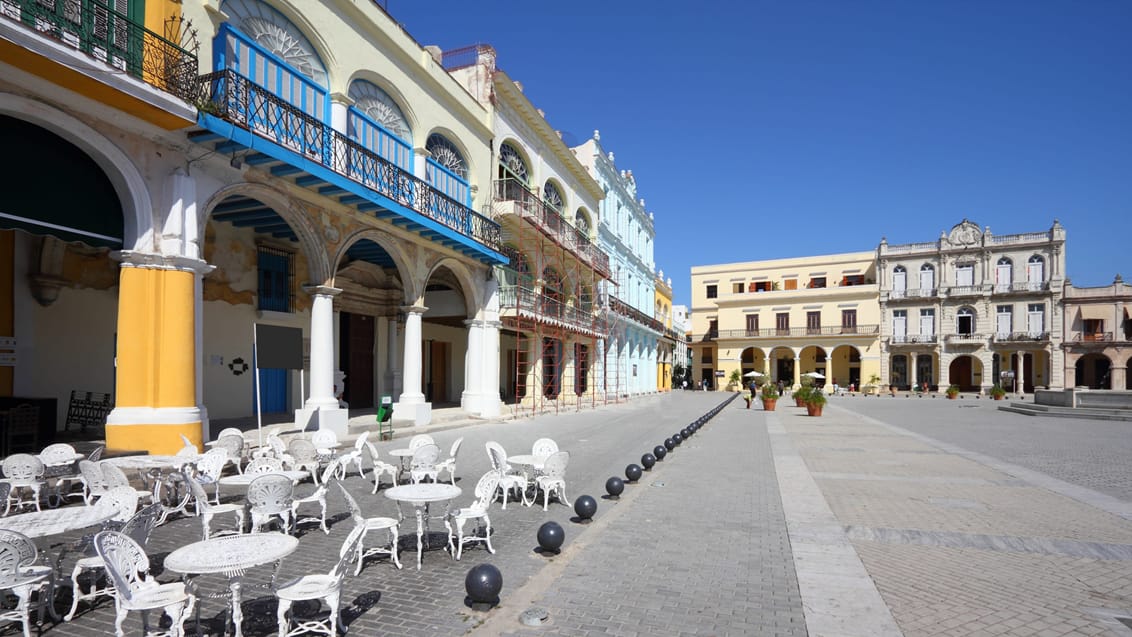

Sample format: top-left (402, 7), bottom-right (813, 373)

top-left (106, 254), bottom-right (210, 454)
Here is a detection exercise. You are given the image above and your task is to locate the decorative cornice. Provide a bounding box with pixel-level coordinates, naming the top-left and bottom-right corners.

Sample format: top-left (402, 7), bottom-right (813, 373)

top-left (114, 251), bottom-right (215, 276)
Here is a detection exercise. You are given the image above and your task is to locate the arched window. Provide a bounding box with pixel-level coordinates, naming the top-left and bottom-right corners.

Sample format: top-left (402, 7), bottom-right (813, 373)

top-left (956, 307), bottom-right (976, 335)
top-left (575, 209), bottom-right (590, 236)
top-left (995, 257), bottom-right (1012, 291)
top-left (543, 181), bottom-right (564, 213)
top-left (222, 0), bottom-right (328, 86)
top-left (348, 81), bottom-right (411, 141)
top-left (425, 133), bottom-right (469, 205)
top-left (426, 134), bottom-right (467, 179)
top-left (347, 80), bottom-right (412, 169)
top-left (500, 245), bottom-right (532, 289)
top-left (892, 265), bottom-right (907, 296)
top-left (498, 142), bottom-right (528, 184)
top-left (1027, 255), bottom-right (1045, 290)
top-left (919, 263), bottom-right (935, 292)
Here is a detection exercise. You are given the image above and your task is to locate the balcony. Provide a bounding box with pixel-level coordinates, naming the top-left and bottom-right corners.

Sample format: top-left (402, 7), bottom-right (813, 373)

top-left (1, 0), bottom-right (199, 106)
top-left (493, 178), bottom-right (611, 277)
top-left (945, 332), bottom-right (986, 344)
top-left (991, 282), bottom-right (1051, 295)
top-left (499, 285), bottom-right (601, 336)
top-left (887, 334), bottom-right (938, 345)
top-left (945, 285), bottom-right (988, 297)
top-left (1072, 332), bottom-right (1112, 343)
top-left (886, 288), bottom-right (937, 301)
top-left (716, 325), bottom-right (880, 339)
top-left (607, 296), bottom-right (663, 333)
top-left (992, 331), bottom-right (1050, 344)
top-left (191, 68), bottom-right (503, 263)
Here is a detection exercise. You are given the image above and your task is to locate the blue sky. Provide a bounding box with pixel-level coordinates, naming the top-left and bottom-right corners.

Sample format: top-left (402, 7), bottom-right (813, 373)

top-left (385, 1), bottom-right (1131, 306)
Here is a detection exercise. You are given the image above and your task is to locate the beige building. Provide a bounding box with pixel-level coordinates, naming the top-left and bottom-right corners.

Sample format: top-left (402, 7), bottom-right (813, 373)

top-left (878, 219), bottom-right (1066, 394)
top-left (1061, 275), bottom-right (1131, 389)
top-left (690, 252), bottom-right (881, 391)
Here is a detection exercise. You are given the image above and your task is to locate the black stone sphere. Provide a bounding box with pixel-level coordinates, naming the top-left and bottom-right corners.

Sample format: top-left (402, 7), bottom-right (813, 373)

top-left (641, 453), bottom-right (656, 470)
top-left (664, 438), bottom-right (675, 451)
top-left (605, 476), bottom-right (625, 497)
top-left (574, 495), bottom-right (598, 520)
top-left (625, 464), bottom-right (643, 482)
top-left (673, 433), bottom-right (683, 445)
top-left (465, 563), bottom-right (503, 604)
top-left (537, 521), bottom-right (564, 553)
top-left (654, 445), bottom-right (667, 460)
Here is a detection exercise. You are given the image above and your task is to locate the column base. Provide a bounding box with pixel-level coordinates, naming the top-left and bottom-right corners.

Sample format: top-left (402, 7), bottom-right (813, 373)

top-left (462, 392), bottom-right (502, 418)
top-left (294, 406), bottom-right (350, 437)
top-left (105, 406), bottom-right (206, 454)
top-left (392, 400), bottom-right (432, 426)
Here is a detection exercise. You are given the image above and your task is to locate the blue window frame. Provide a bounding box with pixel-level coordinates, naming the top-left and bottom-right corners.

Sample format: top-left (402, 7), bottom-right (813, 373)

top-left (257, 245), bottom-right (294, 313)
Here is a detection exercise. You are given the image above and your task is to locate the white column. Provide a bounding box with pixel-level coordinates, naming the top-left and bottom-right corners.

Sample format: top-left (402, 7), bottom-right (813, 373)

top-left (330, 94), bottom-right (351, 173)
top-left (387, 315), bottom-right (402, 398)
top-left (394, 304), bottom-right (431, 425)
top-left (481, 319), bottom-right (502, 417)
top-left (414, 147), bottom-right (431, 181)
top-left (1016, 351), bottom-right (1026, 397)
top-left (294, 286), bottom-right (349, 435)
top-left (461, 318), bottom-right (483, 409)
top-left (910, 351), bottom-right (919, 389)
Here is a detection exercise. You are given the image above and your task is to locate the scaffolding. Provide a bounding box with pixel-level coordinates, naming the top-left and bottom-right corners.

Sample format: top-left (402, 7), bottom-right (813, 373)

top-left (494, 178), bottom-right (612, 418)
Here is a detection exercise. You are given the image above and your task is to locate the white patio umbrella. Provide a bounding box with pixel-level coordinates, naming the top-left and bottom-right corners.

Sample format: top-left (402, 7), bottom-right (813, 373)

top-left (742, 371), bottom-right (765, 378)
top-left (801, 371), bottom-right (825, 379)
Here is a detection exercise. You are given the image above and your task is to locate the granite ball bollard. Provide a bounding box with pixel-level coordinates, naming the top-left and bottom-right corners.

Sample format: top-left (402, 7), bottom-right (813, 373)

top-left (673, 433), bottom-right (683, 445)
top-left (537, 521), bottom-right (564, 554)
top-left (625, 464), bottom-right (643, 482)
top-left (641, 453), bottom-right (656, 470)
top-left (574, 495), bottom-right (598, 520)
top-left (653, 445), bottom-right (667, 461)
top-left (605, 476), bottom-right (624, 498)
top-left (465, 563), bottom-right (503, 607)
top-left (664, 438), bottom-right (675, 451)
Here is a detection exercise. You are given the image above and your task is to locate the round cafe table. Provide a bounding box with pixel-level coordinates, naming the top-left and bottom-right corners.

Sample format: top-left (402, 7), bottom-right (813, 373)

top-left (387, 448), bottom-right (415, 483)
top-left (218, 471), bottom-right (309, 488)
top-left (384, 483), bottom-right (461, 569)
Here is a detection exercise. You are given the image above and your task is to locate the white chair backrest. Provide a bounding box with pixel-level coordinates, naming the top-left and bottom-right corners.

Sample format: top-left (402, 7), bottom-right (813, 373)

top-left (333, 481), bottom-right (364, 524)
top-left (447, 437), bottom-right (464, 460)
top-left (352, 432), bottom-right (370, 453)
top-left (288, 439), bottom-right (318, 463)
top-left (78, 460), bottom-right (108, 491)
top-left (0, 530), bottom-right (38, 568)
top-left (98, 485), bottom-right (140, 523)
top-left (408, 434), bottom-right (435, 452)
top-left (94, 531), bottom-right (151, 603)
top-left (1, 454), bottom-right (44, 481)
top-left (485, 442), bottom-right (509, 473)
top-left (540, 451), bottom-right (570, 480)
top-left (247, 474), bottom-right (293, 514)
top-left (183, 474), bottom-right (211, 510)
top-left (121, 503), bottom-right (162, 549)
top-left (311, 429), bottom-right (338, 451)
top-left (194, 448), bottom-right (229, 480)
top-left (531, 438), bottom-right (559, 458)
top-left (318, 457), bottom-right (342, 485)
top-left (245, 457), bottom-right (284, 474)
top-left (411, 444), bottom-right (440, 469)
top-left (471, 471), bottom-right (502, 509)
top-left (330, 524), bottom-right (365, 580)
top-left (0, 541), bottom-right (22, 579)
top-left (267, 435), bottom-right (288, 457)
top-left (217, 427), bottom-right (244, 440)
top-left (99, 462), bottom-right (134, 489)
top-left (38, 443), bottom-right (77, 466)
top-left (215, 435), bottom-right (244, 459)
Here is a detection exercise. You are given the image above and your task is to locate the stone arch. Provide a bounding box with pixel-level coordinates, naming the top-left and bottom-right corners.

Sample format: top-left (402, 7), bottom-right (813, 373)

top-left (1074, 352), bottom-right (1112, 389)
top-left (541, 178), bottom-right (568, 215)
top-left (333, 227), bottom-right (417, 302)
top-left (948, 354), bottom-right (983, 391)
top-left (422, 257), bottom-right (481, 319)
top-left (201, 182), bottom-right (330, 283)
top-left (0, 93), bottom-right (152, 251)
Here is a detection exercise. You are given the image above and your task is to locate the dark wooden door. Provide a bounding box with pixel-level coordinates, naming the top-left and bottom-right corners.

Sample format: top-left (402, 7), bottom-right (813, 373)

top-left (949, 356), bottom-right (973, 391)
top-left (340, 313), bottom-right (374, 409)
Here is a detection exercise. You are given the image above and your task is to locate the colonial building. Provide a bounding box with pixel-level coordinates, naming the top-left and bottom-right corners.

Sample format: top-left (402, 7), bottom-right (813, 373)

top-left (1061, 275), bottom-right (1131, 389)
top-left (690, 252), bottom-right (881, 391)
top-left (2, 0), bottom-right (509, 452)
top-left (445, 47), bottom-right (610, 415)
top-left (877, 219), bottom-right (1066, 393)
top-left (672, 304), bottom-right (691, 384)
top-left (655, 271), bottom-right (675, 391)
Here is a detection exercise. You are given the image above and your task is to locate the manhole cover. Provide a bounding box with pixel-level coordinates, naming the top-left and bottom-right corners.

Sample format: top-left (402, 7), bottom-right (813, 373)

top-left (520, 607), bottom-right (549, 626)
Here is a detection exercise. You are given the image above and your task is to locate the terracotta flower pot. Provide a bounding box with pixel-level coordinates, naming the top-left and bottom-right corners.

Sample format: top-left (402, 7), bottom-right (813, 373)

top-left (947, 394), bottom-right (957, 400)
top-left (993, 394), bottom-right (1004, 400)
top-left (806, 403), bottom-right (823, 417)
top-left (762, 399), bottom-right (777, 411)
top-left (794, 397), bottom-right (806, 407)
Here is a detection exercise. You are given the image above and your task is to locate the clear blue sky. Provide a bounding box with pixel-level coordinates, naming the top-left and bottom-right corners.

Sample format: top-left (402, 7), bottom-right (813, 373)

top-left (384, 0), bottom-right (1132, 306)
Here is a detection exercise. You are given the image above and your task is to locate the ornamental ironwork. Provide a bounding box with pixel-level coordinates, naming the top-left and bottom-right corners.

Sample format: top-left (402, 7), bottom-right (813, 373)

top-left (349, 80), bottom-right (411, 141)
top-left (426, 134), bottom-right (467, 178)
top-left (542, 182), bottom-right (563, 213)
top-left (499, 143), bottom-right (528, 183)
top-left (221, 0), bottom-right (327, 85)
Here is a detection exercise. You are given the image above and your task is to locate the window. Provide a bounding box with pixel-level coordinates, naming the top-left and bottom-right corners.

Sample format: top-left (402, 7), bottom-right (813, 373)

top-left (995, 257), bottom-right (1012, 292)
top-left (575, 343), bottom-right (588, 394)
top-left (1027, 304), bottom-right (1044, 337)
top-left (708, 319), bottom-right (718, 336)
top-left (701, 349), bottom-right (713, 364)
top-left (745, 314), bottom-right (759, 334)
top-left (1083, 319), bottom-right (1104, 341)
top-left (808, 277), bottom-right (826, 289)
top-left (776, 313), bottom-right (790, 335)
top-left (753, 281), bottom-right (773, 292)
top-left (841, 309), bottom-right (858, 333)
top-left (806, 311), bottom-right (821, 335)
top-left (841, 275), bottom-right (865, 286)
top-left (706, 284), bottom-right (717, 299)
top-left (1027, 255), bottom-right (1045, 290)
top-left (732, 283), bottom-right (744, 294)
top-left (783, 279), bottom-right (798, 290)
top-left (957, 307), bottom-right (976, 335)
top-left (920, 264), bottom-right (935, 292)
top-left (892, 266), bottom-right (907, 297)
top-left (956, 263), bottom-right (974, 287)
top-left (892, 310), bottom-right (907, 339)
top-left (920, 309), bottom-right (935, 337)
top-left (257, 245), bottom-right (294, 312)
top-left (996, 305), bottom-right (1012, 337)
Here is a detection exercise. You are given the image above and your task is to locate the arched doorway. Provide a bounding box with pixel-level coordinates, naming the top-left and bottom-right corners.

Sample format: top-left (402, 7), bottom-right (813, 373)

top-left (768, 346), bottom-right (795, 385)
top-left (948, 355), bottom-right (982, 391)
top-left (420, 264), bottom-right (474, 406)
top-left (828, 345), bottom-right (862, 389)
top-left (1075, 354), bottom-right (1112, 389)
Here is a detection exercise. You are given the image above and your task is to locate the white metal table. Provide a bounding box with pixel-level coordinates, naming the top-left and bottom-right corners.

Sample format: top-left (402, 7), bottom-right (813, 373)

top-left (387, 448), bottom-right (414, 483)
top-left (217, 471), bottom-right (309, 488)
top-left (37, 452), bottom-right (84, 508)
top-left (0, 505), bottom-right (118, 539)
top-left (165, 532), bottom-right (299, 637)
top-left (384, 483), bottom-right (461, 569)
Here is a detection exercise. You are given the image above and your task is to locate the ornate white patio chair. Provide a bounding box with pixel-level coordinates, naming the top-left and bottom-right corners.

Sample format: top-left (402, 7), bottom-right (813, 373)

top-left (65, 502), bottom-right (161, 621)
top-left (310, 429), bottom-right (340, 472)
top-left (0, 529), bottom-right (55, 629)
top-left (191, 448), bottom-right (229, 505)
top-left (100, 462), bottom-right (154, 504)
top-left (434, 437), bottom-right (464, 486)
top-left (364, 442), bottom-right (399, 494)
top-left (213, 434), bottom-right (246, 475)
top-left (38, 443), bottom-right (84, 505)
top-left (531, 437), bottom-right (559, 460)
top-left (291, 458), bottom-right (342, 535)
top-left (77, 460), bottom-right (110, 506)
top-left (334, 482), bottom-right (401, 573)
top-left (244, 457), bottom-right (285, 474)
top-left (485, 442), bottom-right (528, 509)
top-left (274, 523), bottom-right (364, 637)
top-left (286, 439), bottom-right (321, 484)
top-left (178, 434), bottom-right (196, 451)
top-left (338, 432), bottom-right (370, 480)
top-left (0, 539), bottom-right (54, 637)
top-left (445, 472), bottom-right (500, 561)
top-left (246, 474), bottom-right (293, 533)
top-left (0, 454), bottom-right (45, 515)
top-left (407, 434), bottom-right (435, 452)
top-left (408, 443), bottom-right (441, 485)
top-left (533, 451), bottom-right (570, 511)
top-left (214, 427), bottom-right (244, 440)
top-left (94, 530), bottom-right (195, 637)
top-left (185, 474), bottom-right (244, 540)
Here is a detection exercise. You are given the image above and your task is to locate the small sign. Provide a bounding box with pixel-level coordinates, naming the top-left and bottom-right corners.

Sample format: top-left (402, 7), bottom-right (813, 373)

top-left (714, 370), bottom-right (725, 377)
top-left (0, 337), bottom-right (15, 348)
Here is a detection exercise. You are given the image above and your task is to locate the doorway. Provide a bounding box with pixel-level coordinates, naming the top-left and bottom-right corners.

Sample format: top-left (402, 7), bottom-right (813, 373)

top-left (339, 312), bottom-right (375, 409)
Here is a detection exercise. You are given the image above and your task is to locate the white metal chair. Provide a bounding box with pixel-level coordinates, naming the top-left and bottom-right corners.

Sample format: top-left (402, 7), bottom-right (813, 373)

top-left (247, 474), bottom-right (293, 533)
top-left (286, 439), bottom-right (321, 484)
top-left (77, 459), bottom-right (110, 505)
top-left (214, 427), bottom-right (244, 440)
top-left (533, 451), bottom-right (570, 511)
top-left (191, 448), bottom-right (229, 505)
top-left (310, 430), bottom-right (340, 472)
top-left (434, 437), bottom-right (464, 485)
top-left (0, 455), bottom-right (45, 515)
top-left (274, 524), bottom-right (364, 637)
top-left (531, 437), bottom-right (559, 459)
top-left (38, 443), bottom-right (84, 505)
top-left (485, 442), bottom-right (528, 509)
top-left (407, 434), bottom-right (435, 452)
top-left (94, 530), bottom-right (195, 637)
top-left (364, 442), bottom-right (399, 493)
top-left (185, 474), bottom-right (244, 540)
top-left (445, 472), bottom-right (500, 561)
top-left (291, 458), bottom-right (341, 535)
top-left (244, 457), bottom-right (285, 474)
top-left (338, 432), bottom-right (370, 480)
top-left (0, 539), bottom-right (54, 637)
top-left (408, 444), bottom-right (441, 485)
top-left (334, 482), bottom-right (401, 573)
top-left (65, 502), bottom-right (161, 621)
top-left (100, 462), bottom-right (154, 504)
top-left (212, 435), bottom-right (246, 475)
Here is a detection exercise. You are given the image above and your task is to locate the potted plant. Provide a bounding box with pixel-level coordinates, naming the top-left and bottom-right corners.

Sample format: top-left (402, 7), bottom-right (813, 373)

top-left (989, 384), bottom-right (1007, 400)
top-left (862, 373), bottom-right (882, 396)
top-left (946, 384), bottom-right (960, 399)
top-left (727, 369), bottom-right (742, 392)
top-left (806, 389), bottom-right (827, 416)
top-left (760, 383), bottom-right (779, 411)
top-left (793, 385), bottom-right (812, 407)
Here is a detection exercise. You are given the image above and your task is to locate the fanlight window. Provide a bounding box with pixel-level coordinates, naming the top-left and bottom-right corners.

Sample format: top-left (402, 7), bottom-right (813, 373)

top-left (543, 182), bottom-right (564, 213)
top-left (498, 143), bottom-right (528, 183)
top-left (348, 81), bottom-right (411, 141)
top-left (221, 0), bottom-right (327, 85)
top-left (575, 210), bottom-right (590, 235)
top-left (426, 134), bottom-right (467, 179)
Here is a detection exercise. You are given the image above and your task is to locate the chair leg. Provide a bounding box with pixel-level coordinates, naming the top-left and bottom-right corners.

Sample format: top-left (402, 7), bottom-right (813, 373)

top-left (389, 526), bottom-right (402, 569)
top-left (354, 530), bottom-right (367, 576)
top-left (114, 602), bottom-right (129, 637)
top-left (14, 587), bottom-right (31, 637)
top-left (319, 498), bottom-right (328, 534)
top-left (65, 563), bottom-right (86, 621)
top-left (484, 514), bottom-right (495, 554)
top-left (277, 599), bottom-right (292, 637)
top-left (327, 591), bottom-right (341, 636)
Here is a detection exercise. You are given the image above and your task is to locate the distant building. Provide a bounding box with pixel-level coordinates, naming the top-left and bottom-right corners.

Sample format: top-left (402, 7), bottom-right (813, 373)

top-left (1060, 275), bottom-right (1131, 389)
top-left (655, 272), bottom-right (675, 391)
top-left (672, 304), bottom-right (691, 383)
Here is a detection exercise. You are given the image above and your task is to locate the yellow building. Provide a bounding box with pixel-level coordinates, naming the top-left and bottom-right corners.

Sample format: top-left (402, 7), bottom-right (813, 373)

top-left (690, 252), bottom-right (881, 391)
top-left (655, 272), bottom-right (674, 391)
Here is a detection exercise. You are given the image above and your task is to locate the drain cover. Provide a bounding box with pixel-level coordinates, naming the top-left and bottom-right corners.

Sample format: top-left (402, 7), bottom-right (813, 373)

top-left (520, 607), bottom-right (549, 626)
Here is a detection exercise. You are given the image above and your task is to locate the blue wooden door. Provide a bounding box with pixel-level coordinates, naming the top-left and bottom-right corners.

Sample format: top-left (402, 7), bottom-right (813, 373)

top-left (253, 347), bottom-right (288, 414)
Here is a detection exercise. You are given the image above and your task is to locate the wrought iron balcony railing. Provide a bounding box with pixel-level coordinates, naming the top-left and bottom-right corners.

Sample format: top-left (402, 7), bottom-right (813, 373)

top-left (196, 70), bottom-right (501, 252)
top-left (3, 0), bottom-right (199, 101)
top-left (607, 296), bottom-right (664, 333)
top-left (945, 332), bottom-right (986, 342)
top-left (991, 282), bottom-right (1051, 294)
top-left (715, 325), bottom-right (880, 339)
top-left (992, 331), bottom-right (1050, 343)
top-left (493, 178), bottom-right (610, 275)
top-left (499, 285), bottom-right (601, 334)
top-left (1073, 332), bottom-right (1112, 343)
top-left (887, 334), bottom-right (939, 344)
top-left (946, 285), bottom-right (988, 296)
